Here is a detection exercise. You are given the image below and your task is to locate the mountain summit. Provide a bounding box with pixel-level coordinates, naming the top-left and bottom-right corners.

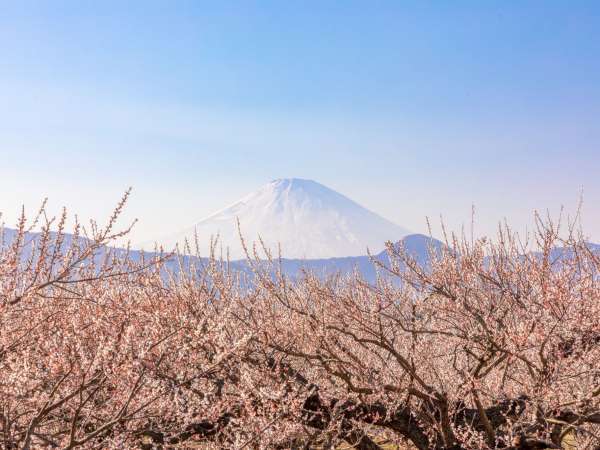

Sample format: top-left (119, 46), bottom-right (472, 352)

top-left (149, 178), bottom-right (410, 259)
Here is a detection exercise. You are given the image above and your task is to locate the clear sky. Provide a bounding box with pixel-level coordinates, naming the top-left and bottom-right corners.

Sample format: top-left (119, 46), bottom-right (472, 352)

top-left (1, 1), bottom-right (599, 243)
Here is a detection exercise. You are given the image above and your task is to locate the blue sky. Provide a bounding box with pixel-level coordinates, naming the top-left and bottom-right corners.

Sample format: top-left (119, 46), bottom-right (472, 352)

top-left (1, 1), bottom-right (599, 242)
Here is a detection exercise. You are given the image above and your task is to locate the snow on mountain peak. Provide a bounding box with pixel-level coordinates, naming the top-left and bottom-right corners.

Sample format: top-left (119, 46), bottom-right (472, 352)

top-left (146, 179), bottom-right (410, 259)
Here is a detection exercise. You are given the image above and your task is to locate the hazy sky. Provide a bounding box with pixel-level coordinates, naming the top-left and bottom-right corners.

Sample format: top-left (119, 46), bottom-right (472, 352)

top-left (1, 1), bottom-right (599, 243)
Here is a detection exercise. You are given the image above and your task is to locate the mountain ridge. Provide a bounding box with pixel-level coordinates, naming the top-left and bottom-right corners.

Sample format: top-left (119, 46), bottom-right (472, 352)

top-left (2, 225), bottom-right (598, 285)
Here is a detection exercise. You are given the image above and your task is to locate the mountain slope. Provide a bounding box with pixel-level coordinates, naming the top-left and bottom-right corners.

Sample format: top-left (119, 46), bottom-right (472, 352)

top-left (146, 178), bottom-right (411, 259)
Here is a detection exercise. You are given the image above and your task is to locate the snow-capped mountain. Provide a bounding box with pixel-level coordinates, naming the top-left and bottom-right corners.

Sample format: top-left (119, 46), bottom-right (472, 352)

top-left (145, 178), bottom-right (411, 259)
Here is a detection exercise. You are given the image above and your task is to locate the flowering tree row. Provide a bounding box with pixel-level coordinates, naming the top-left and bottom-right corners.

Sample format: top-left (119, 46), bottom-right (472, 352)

top-left (0, 196), bottom-right (598, 449)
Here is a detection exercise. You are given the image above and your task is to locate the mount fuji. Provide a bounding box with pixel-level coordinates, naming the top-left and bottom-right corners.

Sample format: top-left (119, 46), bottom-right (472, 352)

top-left (146, 178), bottom-right (411, 259)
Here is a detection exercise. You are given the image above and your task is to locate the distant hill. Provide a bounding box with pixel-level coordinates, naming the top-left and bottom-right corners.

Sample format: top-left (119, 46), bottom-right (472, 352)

top-left (0, 224), bottom-right (441, 284)
top-left (3, 221), bottom-right (597, 286)
top-left (256, 233), bottom-right (444, 283)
